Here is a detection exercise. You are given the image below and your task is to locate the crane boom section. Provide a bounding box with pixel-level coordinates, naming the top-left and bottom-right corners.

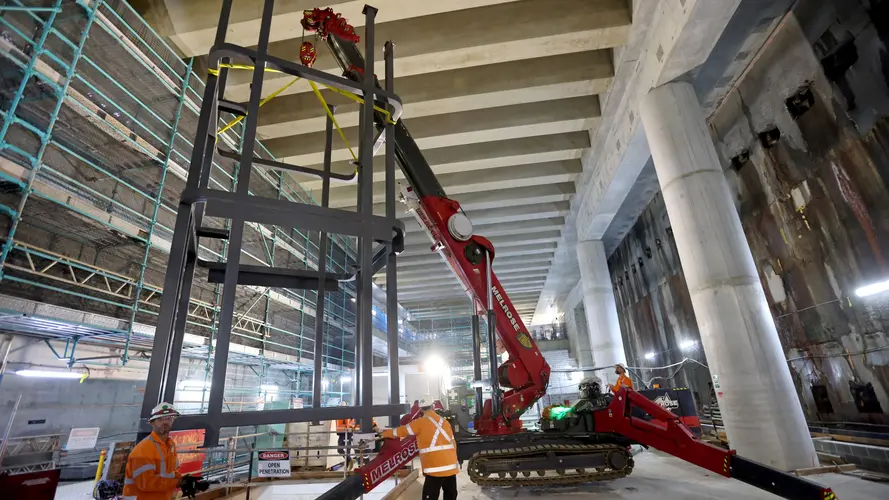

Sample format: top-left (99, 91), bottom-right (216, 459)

top-left (318, 28), bottom-right (551, 428)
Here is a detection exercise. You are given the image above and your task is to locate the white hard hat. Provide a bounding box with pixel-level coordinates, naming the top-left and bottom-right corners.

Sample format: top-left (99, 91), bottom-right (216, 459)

top-left (149, 402), bottom-right (180, 421)
top-left (418, 394), bottom-right (435, 408)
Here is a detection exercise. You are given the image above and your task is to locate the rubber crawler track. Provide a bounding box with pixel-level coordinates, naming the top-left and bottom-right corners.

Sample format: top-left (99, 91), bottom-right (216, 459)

top-left (467, 443), bottom-right (634, 486)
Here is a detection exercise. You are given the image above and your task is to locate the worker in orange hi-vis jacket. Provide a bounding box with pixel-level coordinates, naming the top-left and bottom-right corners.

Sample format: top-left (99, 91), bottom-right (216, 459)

top-left (382, 394), bottom-right (458, 500)
top-left (122, 402), bottom-right (181, 500)
top-left (611, 363), bottom-right (634, 393)
top-left (335, 401), bottom-right (354, 467)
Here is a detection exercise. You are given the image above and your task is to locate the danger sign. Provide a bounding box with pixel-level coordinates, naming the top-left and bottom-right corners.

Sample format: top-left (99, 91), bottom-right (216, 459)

top-left (257, 450), bottom-right (291, 477)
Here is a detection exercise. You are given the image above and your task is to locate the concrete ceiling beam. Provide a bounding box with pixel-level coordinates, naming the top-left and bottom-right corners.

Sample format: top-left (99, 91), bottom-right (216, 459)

top-left (216, 0), bottom-right (631, 101)
top-left (400, 232), bottom-right (562, 258)
top-left (155, 0), bottom-right (525, 58)
top-left (383, 273), bottom-right (548, 292)
top-left (266, 96), bottom-right (601, 166)
top-left (257, 50), bottom-right (614, 139)
top-left (402, 218), bottom-right (565, 247)
top-left (374, 261), bottom-right (552, 284)
top-left (437, 184), bottom-right (576, 213)
top-left (328, 160), bottom-right (581, 210)
top-left (299, 133), bottom-right (590, 191)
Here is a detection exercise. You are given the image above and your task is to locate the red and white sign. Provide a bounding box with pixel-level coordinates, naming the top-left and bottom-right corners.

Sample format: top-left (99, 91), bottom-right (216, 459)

top-left (66, 427), bottom-right (100, 450)
top-left (257, 450), bottom-right (291, 477)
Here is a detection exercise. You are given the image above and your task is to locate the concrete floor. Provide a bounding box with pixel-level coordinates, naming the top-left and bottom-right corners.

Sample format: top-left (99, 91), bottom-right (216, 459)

top-left (395, 450), bottom-right (889, 500)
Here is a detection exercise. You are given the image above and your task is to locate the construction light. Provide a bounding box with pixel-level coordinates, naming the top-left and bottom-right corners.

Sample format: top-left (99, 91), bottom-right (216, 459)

top-left (398, 318), bottom-right (403, 325)
top-left (644, 352), bottom-right (656, 360)
top-left (260, 384), bottom-right (278, 392)
top-left (372, 309), bottom-right (377, 316)
top-left (341, 376), bottom-right (352, 383)
top-left (350, 297), bottom-right (357, 303)
top-left (16, 369), bottom-right (82, 379)
top-left (423, 355), bottom-right (448, 376)
top-left (679, 340), bottom-right (696, 350)
top-left (855, 279), bottom-right (889, 297)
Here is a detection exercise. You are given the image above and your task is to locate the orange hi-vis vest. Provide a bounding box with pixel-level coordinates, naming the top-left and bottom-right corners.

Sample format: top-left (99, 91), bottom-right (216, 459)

top-left (335, 418), bottom-right (354, 432)
top-left (382, 410), bottom-right (458, 477)
top-left (336, 418), bottom-right (378, 432)
top-left (122, 431), bottom-right (180, 500)
top-left (612, 373), bottom-right (633, 393)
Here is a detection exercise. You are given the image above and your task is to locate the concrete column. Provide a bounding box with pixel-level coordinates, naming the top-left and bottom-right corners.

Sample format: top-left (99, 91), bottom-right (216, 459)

top-left (576, 240), bottom-right (626, 379)
top-left (640, 81), bottom-right (816, 470)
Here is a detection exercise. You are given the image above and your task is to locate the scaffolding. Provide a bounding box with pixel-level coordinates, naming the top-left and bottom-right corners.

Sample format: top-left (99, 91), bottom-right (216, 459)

top-left (0, 0), bottom-right (414, 430)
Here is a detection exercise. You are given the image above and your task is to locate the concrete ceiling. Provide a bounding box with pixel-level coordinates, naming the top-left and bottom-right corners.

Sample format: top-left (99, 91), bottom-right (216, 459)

top-left (139, 0), bottom-right (634, 327)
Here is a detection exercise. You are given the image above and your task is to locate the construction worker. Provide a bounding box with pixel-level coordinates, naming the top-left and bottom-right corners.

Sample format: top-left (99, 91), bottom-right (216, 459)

top-left (336, 408), bottom-right (379, 468)
top-left (382, 394), bottom-right (457, 500)
top-left (123, 402), bottom-right (181, 500)
top-left (611, 363), bottom-right (634, 393)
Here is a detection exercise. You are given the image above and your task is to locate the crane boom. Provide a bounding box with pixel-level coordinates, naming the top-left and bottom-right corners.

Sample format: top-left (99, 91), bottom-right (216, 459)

top-left (319, 16), bottom-right (551, 433)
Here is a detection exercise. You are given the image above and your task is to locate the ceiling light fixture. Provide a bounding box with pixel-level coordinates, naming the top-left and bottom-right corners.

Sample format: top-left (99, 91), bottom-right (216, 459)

top-left (855, 279), bottom-right (889, 297)
top-left (16, 369), bottom-right (83, 379)
top-left (644, 352), bottom-right (656, 360)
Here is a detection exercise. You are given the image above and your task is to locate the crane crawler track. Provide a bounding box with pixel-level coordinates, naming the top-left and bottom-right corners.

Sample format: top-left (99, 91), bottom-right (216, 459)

top-left (467, 443), bottom-right (634, 486)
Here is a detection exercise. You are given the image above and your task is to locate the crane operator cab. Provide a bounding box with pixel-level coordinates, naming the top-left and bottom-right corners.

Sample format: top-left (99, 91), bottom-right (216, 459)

top-left (540, 376), bottom-right (612, 432)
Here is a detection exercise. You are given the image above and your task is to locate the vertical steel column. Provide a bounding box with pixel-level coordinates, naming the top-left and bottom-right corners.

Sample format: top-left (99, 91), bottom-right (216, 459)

top-left (142, 0), bottom-right (234, 422)
top-left (471, 314), bottom-right (482, 419)
top-left (123, 58), bottom-right (194, 364)
top-left (202, 121), bottom-right (244, 413)
top-left (355, 5), bottom-right (378, 433)
top-left (313, 106), bottom-right (336, 410)
top-left (384, 40), bottom-right (400, 426)
top-left (485, 252), bottom-right (501, 417)
top-left (206, 0), bottom-right (276, 444)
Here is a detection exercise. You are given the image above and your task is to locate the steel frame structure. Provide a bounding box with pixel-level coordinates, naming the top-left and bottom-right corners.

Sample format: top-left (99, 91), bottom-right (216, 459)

top-left (139, 0), bottom-right (406, 444)
top-left (0, 0), bottom-right (414, 432)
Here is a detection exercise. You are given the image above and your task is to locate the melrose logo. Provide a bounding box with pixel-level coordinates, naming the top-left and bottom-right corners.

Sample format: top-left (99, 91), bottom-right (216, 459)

top-left (368, 440), bottom-right (419, 485)
top-left (492, 286), bottom-right (520, 332)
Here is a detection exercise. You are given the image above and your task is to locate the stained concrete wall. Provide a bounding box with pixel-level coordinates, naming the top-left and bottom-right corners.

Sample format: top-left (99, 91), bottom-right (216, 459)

top-left (609, 0), bottom-right (889, 424)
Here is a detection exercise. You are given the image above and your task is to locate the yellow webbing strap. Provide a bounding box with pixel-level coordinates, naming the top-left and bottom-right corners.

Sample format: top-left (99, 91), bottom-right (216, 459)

top-left (309, 80), bottom-right (358, 163)
top-left (209, 63), bottom-right (397, 169)
top-left (320, 84), bottom-right (397, 125)
top-left (216, 77), bottom-right (302, 136)
top-left (207, 63), bottom-right (285, 76)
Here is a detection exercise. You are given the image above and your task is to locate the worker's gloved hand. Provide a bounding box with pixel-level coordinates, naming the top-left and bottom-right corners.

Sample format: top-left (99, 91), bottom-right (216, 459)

top-left (180, 475), bottom-right (210, 498)
top-left (380, 428), bottom-right (396, 439)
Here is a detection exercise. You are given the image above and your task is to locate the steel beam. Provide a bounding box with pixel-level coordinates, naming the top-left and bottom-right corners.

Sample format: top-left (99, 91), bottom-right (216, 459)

top-left (355, 4), bottom-right (378, 434)
top-left (471, 314), bottom-right (483, 419)
top-left (313, 106), bottom-right (335, 412)
top-left (166, 403), bottom-right (408, 434)
top-left (384, 40), bottom-right (401, 426)
top-left (485, 251), bottom-right (501, 417)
